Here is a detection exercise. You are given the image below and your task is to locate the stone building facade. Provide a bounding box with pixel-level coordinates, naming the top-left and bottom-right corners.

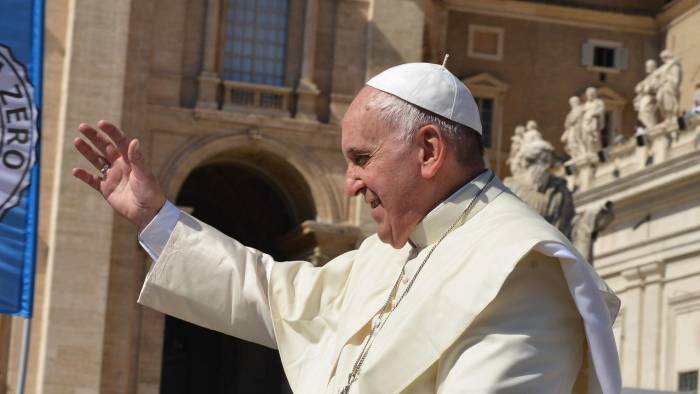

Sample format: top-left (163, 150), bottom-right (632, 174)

top-left (1, 0), bottom-right (699, 393)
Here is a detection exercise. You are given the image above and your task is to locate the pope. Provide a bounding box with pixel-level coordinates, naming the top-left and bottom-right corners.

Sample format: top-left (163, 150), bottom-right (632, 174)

top-left (72, 62), bottom-right (621, 393)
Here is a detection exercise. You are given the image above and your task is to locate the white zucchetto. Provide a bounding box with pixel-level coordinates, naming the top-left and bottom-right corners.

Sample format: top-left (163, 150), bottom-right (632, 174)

top-left (366, 62), bottom-right (482, 134)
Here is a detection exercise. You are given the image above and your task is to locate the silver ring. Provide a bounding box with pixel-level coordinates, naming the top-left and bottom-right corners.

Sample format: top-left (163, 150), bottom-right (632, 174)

top-left (98, 163), bottom-right (110, 179)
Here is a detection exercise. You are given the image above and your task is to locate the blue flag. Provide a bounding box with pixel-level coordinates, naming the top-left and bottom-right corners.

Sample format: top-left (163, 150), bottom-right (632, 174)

top-left (0, 0), bottom-right (44, 318)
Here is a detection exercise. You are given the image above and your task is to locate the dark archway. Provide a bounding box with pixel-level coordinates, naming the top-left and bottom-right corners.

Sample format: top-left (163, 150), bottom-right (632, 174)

top-left (160, 162), bottom-right (313, 393)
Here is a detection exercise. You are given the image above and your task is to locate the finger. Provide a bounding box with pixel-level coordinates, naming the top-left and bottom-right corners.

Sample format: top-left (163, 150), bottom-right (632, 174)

top-left (79, 123), bottom-right (119, 163)
top-left (98, 120), bottom-right (130, 163)
top-left (128, 138), bottom-right (149, 179)
top-left (72, 167), bottom-right (101, 191)
top-left (74, 137), bottom-right (109, 170)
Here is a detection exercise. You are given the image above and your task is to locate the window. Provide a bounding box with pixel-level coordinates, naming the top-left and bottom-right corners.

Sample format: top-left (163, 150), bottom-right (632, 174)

top-left (594, 47), bottom-right (615, 69)
top-left (222, 0), bottom-right (289, 86)
top-left (475, 97), bottom-right (493, 147)
top-left (581, 39), bottom-right (628, 71)
top-left (679, 370), bottom-right (698, 393)
top-left (468, 25), bottom-right (504, 61)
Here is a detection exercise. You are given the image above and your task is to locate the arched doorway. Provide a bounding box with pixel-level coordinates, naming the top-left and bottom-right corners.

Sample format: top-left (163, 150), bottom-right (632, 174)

top-left (159, 161), bottom-right (315, 393)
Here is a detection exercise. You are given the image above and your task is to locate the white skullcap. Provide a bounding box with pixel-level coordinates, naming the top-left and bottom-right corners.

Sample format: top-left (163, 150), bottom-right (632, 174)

top-left (366, 62), bottom-right (482, 134)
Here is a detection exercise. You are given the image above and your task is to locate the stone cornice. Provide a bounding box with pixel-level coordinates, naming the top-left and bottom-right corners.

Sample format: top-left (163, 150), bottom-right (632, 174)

top-left (145, 104), bottom-right (341, 137)
top-left (574, 148), bottom-right (700, 208)
top-left (444, 0), bottom-right (658, 35)
top-left (656, 0), bottom-right (700, 30)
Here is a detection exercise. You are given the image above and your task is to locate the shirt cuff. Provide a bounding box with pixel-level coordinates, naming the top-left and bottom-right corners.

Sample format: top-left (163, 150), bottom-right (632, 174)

top-left (138, 201), bottom-right (181, 261)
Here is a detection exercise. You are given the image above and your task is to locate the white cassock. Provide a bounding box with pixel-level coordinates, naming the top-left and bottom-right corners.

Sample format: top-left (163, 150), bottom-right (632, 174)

top-left (137, 170), bottom-right (621, 393)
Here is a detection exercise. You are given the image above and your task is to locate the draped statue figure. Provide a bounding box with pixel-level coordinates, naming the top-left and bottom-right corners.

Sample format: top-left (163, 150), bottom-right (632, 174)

top-left (507, 124), bottom-right (526, 175)
top-left (504, 130), bottom-right (614, 262)
top-left (581, 87), bottom-right (605, 156)
top-left (561, 96), bottom-right (583, 158)
top-left (504, 131), bottom-right (575, 238)
top-left (634, 59), bottom-right (659, 129)
top-left (655, 50), bottom-right (682, 127)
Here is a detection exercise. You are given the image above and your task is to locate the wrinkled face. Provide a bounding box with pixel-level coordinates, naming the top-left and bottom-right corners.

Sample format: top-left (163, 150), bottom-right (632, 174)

top-left (341, 88), bottom-right (423, 248)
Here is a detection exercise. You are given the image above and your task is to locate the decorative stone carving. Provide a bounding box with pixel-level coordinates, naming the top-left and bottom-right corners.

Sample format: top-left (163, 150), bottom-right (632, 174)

top-left (633, 50), bottom-right (683, 131)
top-left (505, 128), bottom-right (614, 262)
top-left (507, 124), bottom-right (526, 174)
top-left (561, 96), bottom-right (583, 158)
top-left (581, 87), bottom-right (605, 157)
top-left (571, 201), bottom-right (614, 263)
top-left (634, 59), bottom-right (659, 129)
top-left (507, 120), bottom-right (542, 175)
top-left (655, 50), bottom-right (682, 127)
top-left (504, 129), bottom-right (575, 238)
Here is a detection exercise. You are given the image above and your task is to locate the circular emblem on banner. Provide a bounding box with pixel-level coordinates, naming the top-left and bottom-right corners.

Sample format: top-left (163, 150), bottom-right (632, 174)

top-left (0, 44), bottom-right (38, 219)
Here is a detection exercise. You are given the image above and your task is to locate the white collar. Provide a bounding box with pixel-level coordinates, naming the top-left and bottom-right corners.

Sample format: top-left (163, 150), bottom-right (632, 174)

top-left (408, 170), bottom-right (497, 248)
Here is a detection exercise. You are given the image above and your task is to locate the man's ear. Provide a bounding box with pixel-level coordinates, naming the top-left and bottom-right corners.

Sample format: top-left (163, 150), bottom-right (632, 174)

top-left (416, 124), bottom-right (446, 179)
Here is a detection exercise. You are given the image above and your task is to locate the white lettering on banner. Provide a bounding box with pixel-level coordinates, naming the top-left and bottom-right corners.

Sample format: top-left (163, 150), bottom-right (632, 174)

top-left (0, 44), bottom-right (38, 219)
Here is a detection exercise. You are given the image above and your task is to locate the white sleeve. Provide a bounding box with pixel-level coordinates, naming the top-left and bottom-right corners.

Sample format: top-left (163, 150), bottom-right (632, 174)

top-left (138, 200), bottom-right (181, 261)
top-left (137, 210), bottom-right (277, 349)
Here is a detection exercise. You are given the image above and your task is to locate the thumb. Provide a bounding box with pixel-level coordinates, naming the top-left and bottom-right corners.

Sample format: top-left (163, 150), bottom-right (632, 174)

top-left (128, 139), bottom-right (149, 179)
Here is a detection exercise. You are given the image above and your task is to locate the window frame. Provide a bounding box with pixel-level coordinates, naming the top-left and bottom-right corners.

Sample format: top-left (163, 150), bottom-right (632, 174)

top-left (219, 0), bottom-right (291, 87)
top-left (462, 73), bottom-right (509, 176)
top-left (467, 24), bottom-right (504, 62)
top-left (582, 38), bottom-right (628, 74)
top-left (678, 370), bottom-right (698, 393)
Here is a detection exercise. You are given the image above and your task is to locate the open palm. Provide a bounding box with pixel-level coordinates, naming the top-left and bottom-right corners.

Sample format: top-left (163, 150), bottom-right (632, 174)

top-left (72, 121), bottom-right (166, 231)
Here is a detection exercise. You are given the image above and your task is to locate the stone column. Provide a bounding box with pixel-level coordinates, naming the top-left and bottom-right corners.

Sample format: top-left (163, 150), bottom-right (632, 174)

top-left (296, 0), bottom-right (321, 121)
top-left (32, 1), bottom-right (133, 392)
top-left (197, 0), bottom-right (222, 109)
top-left (621, 267), bottom-right (644, 386)
top-left (639, 261), bottom-right (665, 389)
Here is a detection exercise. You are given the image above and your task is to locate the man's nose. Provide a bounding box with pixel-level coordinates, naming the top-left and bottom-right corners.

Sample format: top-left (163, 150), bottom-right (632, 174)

top-left (345, 168), bottom-right (364, 197)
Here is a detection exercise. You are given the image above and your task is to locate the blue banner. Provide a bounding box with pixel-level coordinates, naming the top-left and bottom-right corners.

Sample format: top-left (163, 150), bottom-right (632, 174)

top-left (0, 0), bottom-right (44, 318)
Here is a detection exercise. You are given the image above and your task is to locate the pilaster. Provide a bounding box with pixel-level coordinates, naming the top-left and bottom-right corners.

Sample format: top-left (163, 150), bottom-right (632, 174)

top-left (296, 0), bottom-right (321, 121)
top-left (621, 266), bottom-right (644, 385)
top-left (35, 0), bottom-right (133, 392)
top-left (620, 261), bottom-right (666, 388)
top-left (639, 261), bottom-right (666, 389)
top-left (197, 0), bottom-right (222, 109)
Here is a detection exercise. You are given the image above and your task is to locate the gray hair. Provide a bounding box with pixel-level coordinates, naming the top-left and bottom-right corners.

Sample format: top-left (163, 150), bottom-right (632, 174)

top-left (368, 91), bottom-right (483, 165)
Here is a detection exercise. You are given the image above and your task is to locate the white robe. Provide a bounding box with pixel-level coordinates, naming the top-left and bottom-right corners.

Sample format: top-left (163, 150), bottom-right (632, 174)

top-left (138, 171), bottom-right (621, 393)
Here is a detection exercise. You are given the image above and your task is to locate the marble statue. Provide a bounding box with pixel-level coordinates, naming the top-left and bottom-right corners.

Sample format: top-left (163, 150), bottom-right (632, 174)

top-left (523, 120), bottom-right (543, 143)
top-left (507, 124), bottom-right (526, 174)
top-left (581, 87), bottom-right (605, 156)
top-left (572, 201), bottom-right (614, 263)
top-left (634, 59), bottom-right (659, 129)
top-left (655, 50), bottom-right (682, 127)
top-left (561, 96), bottom-right (583, 158)
top-left (504, 131), bottom-right (575, 238)
top-left (504, 128), bottom-right (614, 263)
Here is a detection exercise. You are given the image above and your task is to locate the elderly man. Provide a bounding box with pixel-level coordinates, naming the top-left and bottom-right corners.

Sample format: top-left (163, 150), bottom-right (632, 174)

top-left (73, 63), bottom-right (620, 393)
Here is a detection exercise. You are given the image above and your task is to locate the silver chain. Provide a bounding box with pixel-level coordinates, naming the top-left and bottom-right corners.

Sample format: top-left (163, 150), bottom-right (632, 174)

top-left (340, 172), bottom-right (495, 394)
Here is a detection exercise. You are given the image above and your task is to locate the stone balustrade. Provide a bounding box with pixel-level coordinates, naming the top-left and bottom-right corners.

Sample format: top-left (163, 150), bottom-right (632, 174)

top-left (221, 80), bottom-right (293, 117)
top-left (566, 119), bottom-right (699, 192)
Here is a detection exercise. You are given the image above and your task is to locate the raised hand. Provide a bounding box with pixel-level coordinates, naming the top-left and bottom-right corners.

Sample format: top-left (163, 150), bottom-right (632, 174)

top-left (72, 120), bottom-right (166, 231)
